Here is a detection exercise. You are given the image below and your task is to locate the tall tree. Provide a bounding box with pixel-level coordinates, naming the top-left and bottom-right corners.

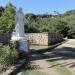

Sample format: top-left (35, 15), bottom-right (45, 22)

top-left (0, 3), bottom-right (16, 33)
top-left (0, 6), bottom-right (4, 16)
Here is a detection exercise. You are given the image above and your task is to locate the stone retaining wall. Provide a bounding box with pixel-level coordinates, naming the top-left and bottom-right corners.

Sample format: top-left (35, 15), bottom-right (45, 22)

top-left (27, 33), bottom-right (63, 45)
top-left (0, 33), bottom-right (63, 45)
top-left (0, 33), bottom-right (10, 44)
top-left (27, 33), bottom-right (48, 45)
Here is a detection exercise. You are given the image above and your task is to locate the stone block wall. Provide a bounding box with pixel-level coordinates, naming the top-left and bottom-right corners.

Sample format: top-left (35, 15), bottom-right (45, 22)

top-left (27, 33), bottom-right (63, 45)
top-left (27, 33), bottom-right (48, 45)
top-left (0, 33), bottom-right (11, 44)
top-left (0, 33), bottom-right (63, 45)
top-left (48, 33), bottom-right (63, 45)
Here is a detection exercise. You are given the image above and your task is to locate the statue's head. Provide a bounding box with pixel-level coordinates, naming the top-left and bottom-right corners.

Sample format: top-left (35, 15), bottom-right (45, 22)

top-left (18, 7), bottom-right (23, 12)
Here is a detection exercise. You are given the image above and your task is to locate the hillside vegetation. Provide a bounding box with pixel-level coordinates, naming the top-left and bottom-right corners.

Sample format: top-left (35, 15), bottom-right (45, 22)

top-left (0, 3), bottom-right (75, 38)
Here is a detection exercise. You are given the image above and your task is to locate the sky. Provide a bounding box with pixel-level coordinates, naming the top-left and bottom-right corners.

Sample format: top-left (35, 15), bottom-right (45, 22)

top-left (0, 0), bottom-right (75, 14)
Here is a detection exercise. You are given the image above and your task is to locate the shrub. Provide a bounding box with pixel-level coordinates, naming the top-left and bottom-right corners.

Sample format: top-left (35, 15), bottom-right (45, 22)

top-left (0, 42), bottom-right (18, 72)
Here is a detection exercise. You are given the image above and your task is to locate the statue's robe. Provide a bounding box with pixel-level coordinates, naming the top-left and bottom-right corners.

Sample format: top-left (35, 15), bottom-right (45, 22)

top-left (11, 8), bottom-right (29, 52)
top-left (11, 10), bottom-right (25, 40)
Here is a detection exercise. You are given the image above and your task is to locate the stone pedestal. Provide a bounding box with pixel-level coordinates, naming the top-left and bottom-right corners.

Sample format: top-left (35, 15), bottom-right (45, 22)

top-left (18, 39), bottom-right (29, 52)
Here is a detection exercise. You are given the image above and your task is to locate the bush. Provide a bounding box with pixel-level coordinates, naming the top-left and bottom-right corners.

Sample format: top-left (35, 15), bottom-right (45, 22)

top-left (0, 42), bottom-right (18, 72)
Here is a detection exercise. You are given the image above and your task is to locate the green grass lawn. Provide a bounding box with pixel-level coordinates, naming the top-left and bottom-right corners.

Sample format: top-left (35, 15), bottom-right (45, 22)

top-left (47, 60), bottom-right (73, 75)
top-left (29, 45), bottom-right (49, 50)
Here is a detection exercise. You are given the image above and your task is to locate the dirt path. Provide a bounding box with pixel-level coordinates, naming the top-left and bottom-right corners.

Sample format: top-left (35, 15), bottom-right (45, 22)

top-left (31, 57), bottom-right (60, 75)
top-left (17, 54), bottom-right (60, 75)
top-left (17, 39), bottom-right (75, 75)
top-left (31, 39), bottom-right (75, 75)
top-left (50, 39), bottom-right (75, 75)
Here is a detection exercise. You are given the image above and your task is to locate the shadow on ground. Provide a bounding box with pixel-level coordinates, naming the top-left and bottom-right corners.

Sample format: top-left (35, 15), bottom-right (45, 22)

top-left (31, 44), bottom-right (75, 69)
top-left (9, 40), bottom-right (75, 75)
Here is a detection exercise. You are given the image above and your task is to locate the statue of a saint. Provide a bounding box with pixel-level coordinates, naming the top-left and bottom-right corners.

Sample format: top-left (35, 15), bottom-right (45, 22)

top-left (11, 8), bottom-right (29, 62)
top-left (11, 7), bottom-right (25, 40)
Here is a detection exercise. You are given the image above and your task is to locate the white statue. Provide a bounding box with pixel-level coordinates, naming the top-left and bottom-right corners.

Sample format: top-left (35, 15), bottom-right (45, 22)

top-left (11, 7), bottom-right (29, 52)
top-left (11, 7), bottom-right (25, 40)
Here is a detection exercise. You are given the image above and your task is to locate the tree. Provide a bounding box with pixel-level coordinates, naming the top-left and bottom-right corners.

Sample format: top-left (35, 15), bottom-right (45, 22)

top-left (0, 3), bottom-right (16, 33)
top-left (56, 21), bottom-right (69, 37)
top-left (25, 10), bottom-right (75, 37)
top-left (62, 10), bottom-right (75, 38)
top-left (25, 13), bottom-right (36, 21)
top-left (0, 6), bottom-right (4, 16)
top-left (64, 10), bottom-right (75, 16)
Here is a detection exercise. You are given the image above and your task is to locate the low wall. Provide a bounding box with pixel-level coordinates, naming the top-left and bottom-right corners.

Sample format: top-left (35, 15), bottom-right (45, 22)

top-left (27, 33), bottom-right (48, 45)
top-left (48, 33), bottom-right (63, 45)
top-left (0, 33), bottom-right (63, 45)
top-left (27, 33), bottom-right (63, 45)
top-left (0, 33), bottom-right (10, 44)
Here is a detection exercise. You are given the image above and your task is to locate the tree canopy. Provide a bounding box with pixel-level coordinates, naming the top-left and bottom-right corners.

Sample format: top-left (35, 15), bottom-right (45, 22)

top-left (0, 3), bottom-right (16, 33)
top-left (0, 3), bottom-right (75, 38)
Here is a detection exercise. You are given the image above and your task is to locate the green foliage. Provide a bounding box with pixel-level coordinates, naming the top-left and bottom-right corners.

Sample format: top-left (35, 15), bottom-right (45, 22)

top-left (56, 21), bottom-right (69, 37)
top-left (0, 43), bottom-right (18, 72)
top-left (0, 6), bottom-right (4, 16)
top-left (25, 10), bottom-right (75, 37)
top-left (64, 10), bottom-right (75, 16)
top-left (25, 13), bottom-right (36, 21)
top-left (25, 13), bottom-right (69, 34)
top-left (0, 3), bottom-right (16, 33)
top-left (1, 3), bottom-right (75, 37)
top-left (61, 11), bottom-right (75, 38)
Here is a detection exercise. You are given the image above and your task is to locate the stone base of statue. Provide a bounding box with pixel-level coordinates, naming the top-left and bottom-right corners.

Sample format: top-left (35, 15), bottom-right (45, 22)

top-left (18, 38), bottom-right (29, 52)
top-left (11, 36), bottom-right (25, 41)
top-left (11, 35), bottom-right (29, 52)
